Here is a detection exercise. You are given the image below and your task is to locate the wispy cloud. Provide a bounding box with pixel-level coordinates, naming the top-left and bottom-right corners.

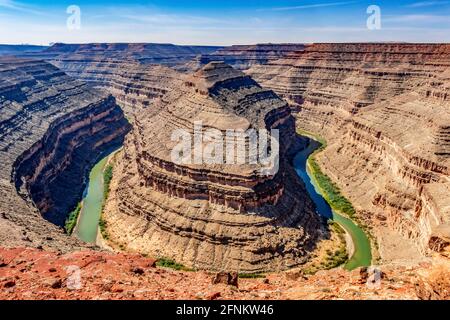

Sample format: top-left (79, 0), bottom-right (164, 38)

top-left (384, 14), bottom-right (450, 23)
top-left (0, 0), bottom-right (45, 15)
top-left (258, 1), bottom-right (359, 12)
top-left (406, 1), bottom-right (450, 7)
top-left (120, 13), bottom-right (227, 26)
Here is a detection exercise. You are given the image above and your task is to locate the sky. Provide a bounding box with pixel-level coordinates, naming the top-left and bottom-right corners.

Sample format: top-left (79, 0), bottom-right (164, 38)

top-left (1, 0), bottom-right (450, 45)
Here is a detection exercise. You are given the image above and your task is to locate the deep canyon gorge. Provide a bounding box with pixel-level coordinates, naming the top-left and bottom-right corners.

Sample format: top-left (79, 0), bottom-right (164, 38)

top-left (0, 43), bottom-right (449, 299)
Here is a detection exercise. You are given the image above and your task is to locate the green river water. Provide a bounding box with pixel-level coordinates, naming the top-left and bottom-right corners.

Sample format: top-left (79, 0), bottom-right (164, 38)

top-left (74, 154), bottom-right (110, 243)
top-left (75, 139), bottom-right (372, 270)
top-left (293, 138), bottom-right (372, 270)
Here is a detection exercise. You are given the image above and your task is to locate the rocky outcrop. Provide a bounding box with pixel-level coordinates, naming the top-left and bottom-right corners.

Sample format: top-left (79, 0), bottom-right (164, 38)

top-left (0, 57), bottom-right (129, 249)
top-left (103, 62), bottom-right (324, 273)
top-left (0, 247), bottom-right (420, 300)
top-left (245, 43), bottom-right (450, 262)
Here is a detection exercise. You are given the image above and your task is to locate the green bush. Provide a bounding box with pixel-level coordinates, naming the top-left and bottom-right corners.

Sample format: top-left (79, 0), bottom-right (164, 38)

top-left (308, 158), bottom-right (356, 218)
top-left (156, 258), bottom-right (193, 271)
top-left (103, 164), bottom-right (113, 200)
top-left (65, 202), bottom-right (81, 235)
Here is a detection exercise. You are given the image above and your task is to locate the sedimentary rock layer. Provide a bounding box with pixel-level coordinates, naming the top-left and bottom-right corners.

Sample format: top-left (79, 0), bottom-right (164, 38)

top-left (0, 57), bottom-right (129, 249)
top-left (246, 43), bottom-right (450, 261)
top-left (50, 59), bottom-right (183, 115)
top-left (103, 62), bottom-right (324, 272)
top-left (47, 44), bottom-right (306, 115)
top-left (182, 44), bottom-right (306, 71)
top-left (43, 43), bottom-right (222, 66)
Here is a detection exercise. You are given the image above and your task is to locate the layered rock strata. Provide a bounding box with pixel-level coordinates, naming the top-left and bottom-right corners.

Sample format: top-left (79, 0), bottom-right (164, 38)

top-left (47, 44), bottom-right (306, 116)
top-left (29, 43), bottom-right (222, 66)
top-left (246, 43), bottom-right (450, 261)
top-left (0, 57), bottom-right (129, 248)
top-left (103, 62), bottom-right (324, 272)
top-left (182, 44), bottom-right (306, 72)
top-left (50, 59), bottom-right (183, 115)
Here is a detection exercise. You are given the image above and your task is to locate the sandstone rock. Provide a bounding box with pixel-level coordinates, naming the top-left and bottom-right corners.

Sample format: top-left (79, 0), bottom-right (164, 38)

top-left (212, 272), bottom-right (239, 287)
top-left (245, 43), bottom-right (450, 262)
top-left (0, 247), bottom-right (420, 300)
top-left (207, 292), bottom-right (221, 300)
top-left (130, 267), bottom-right (145, 275)
top-left (102, 62), bottom-right (323, 272)
top-left (285, 270), bottom-right (305, 281)
top-left (44, 278), bottom-right (62, 289)
top-left (415, 262), bottom-right (450, 300)
top-left (3, 279), bottom-right (16, 288)
top-left (0, 57), bottom-right (130, 250)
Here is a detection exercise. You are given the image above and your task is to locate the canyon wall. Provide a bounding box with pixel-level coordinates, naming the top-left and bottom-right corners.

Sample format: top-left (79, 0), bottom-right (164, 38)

top-left (0, 57), bottom-right (129, 249)
top-left (44, 44), bottom-right (306, 115)
top-left (103, 62), bottom-right (325, 273)
top-left (50, 59), bottom-right (182, 115)
top-left (245, 43), bottom-right (450, 262)
top-left (30, 43), bottom-right (222, 66)
top-left (181, 44), bottom-right (306, 71)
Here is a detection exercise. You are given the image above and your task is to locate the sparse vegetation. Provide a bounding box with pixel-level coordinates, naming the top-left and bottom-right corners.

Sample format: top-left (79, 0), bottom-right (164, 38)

top-left (297, 128), bottom-right (378, 267)
top-left (307, 157), bottom-right (356, 218)
top-left (65, 202), bottom-right (82, 235)
top-left (297, 128), bottom-right (356, 218)
top-left (302, 221), bottom-right (348, 275)
top-left (98, 217), bottom-right (109, 240)
top-left (156, 258), bottom-right (194, 271)
top-left (99, 163), bottom-right (114, 241)
top-left (103, 164), bottom-right (113, 199)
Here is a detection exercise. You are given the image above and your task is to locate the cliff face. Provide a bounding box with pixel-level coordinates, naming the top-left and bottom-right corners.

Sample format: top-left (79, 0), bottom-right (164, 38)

top-left (245, 43), bottom-right (450, 262)
top-left (181, 44), bottom-right (306, 71)
top-left (103, 62), bottom-right (324, 273)
top-left (43, 43), bottom-right (222, 66)
top-left (0, 58), bottom-right (129, 248)
top-left (50, 59), bottom-right (182, 116)
top-left (28, 43), bottom-right (222, 116)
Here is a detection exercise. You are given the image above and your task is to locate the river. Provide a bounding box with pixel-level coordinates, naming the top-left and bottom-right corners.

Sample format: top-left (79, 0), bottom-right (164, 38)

top-left (74, 138), bottom-right (371, 270)
top-left (293, 138), bottom-right (372, 270)
top-left (74, 153), bottom-right (111, 243)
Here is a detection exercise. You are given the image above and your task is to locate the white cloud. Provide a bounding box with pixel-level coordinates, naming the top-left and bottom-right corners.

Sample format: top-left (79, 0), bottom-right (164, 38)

top-left (258, 1), bottom-right (359, 12)
top-left (384, 14), bottom-right (450, 23)
top-left (406, 1), bottom-right (450, 7)
top-left (0, 0), bottom-right (45, 15)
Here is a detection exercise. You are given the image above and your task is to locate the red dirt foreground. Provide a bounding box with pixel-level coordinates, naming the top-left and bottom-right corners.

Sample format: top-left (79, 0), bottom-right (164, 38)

top-left (0, 247), bottom-right (440, 300)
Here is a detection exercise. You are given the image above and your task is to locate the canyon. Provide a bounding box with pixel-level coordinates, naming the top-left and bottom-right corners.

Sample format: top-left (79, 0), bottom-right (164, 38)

top-left (102, 61), bottom-right (325, 273)
top-left (0, 43), bottom-right (449, 299)
top-left (245, 43), bottom-right (450, 264)
top-left (0, 57), bottom-right (129, 251)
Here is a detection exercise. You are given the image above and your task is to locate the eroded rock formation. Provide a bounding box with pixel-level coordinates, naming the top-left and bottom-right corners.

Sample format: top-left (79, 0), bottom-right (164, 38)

top-left (103, 62), bottom-right (324, 272)
top-left (50, 59), bottom-right (182, 115)
top-left (0, 57), bottom-right (129, 249)
top-left (182, 44), bottom-right (306, 71)
top-left (245, 43), bottom-right (450, 262)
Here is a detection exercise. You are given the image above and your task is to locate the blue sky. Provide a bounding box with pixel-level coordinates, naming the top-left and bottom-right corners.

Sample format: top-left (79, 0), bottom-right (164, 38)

top-left (1, 0), bottom-right (450, 45)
